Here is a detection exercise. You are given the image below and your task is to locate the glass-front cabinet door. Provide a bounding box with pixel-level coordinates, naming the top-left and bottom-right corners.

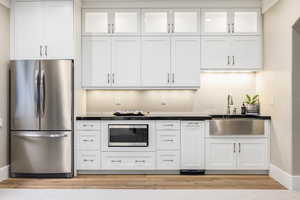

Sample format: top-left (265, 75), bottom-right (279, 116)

top-left (142, 9), bottom-right (170, 35)
top-left (82, 9), bottom-right (111, 35)
top-left (232, 9), bottom-right (261, 35)
top-left (172, 9), bottom-right (200, 35)
top-left (201, 9), bottom-right (230, 35)
top-left (112, 9), bottom-right (140, 35)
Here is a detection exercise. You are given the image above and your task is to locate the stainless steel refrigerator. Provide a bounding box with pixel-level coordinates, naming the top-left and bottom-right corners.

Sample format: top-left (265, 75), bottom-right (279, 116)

top-left (9, 60), bottom-right (73, 178)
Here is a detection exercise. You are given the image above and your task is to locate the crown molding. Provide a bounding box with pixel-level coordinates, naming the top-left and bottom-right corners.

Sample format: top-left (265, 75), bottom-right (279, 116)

top-left (262, 0), bottom-right (279, 13)
top-left (0, 0), bottom-right (10, 8)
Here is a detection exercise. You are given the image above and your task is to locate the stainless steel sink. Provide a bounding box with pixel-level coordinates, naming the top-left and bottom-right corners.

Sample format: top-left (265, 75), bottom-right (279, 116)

top-left (209, 118), bottom-right (265, 136)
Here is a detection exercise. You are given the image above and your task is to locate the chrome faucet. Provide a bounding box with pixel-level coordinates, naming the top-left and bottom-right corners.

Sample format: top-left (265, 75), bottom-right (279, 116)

top-left (227, 94), bottom-right (234, 114)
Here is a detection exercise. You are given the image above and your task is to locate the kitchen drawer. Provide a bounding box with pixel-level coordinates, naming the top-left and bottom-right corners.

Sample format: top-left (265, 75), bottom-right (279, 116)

top-left (77, 121), bottom-right (101, 131)
top-left (78, 131), bottom-right (100, 150)
top-left (157, 130), bottom-right (180, 150)
top-left (77, 151), bottom-right (100, 170)
top-left (181, 121), bottom-right (204, 128)
top-left (102, 152), bottom-right (155, 170)
top-left (157, 151), bottom-right (180, 170)
top-left (156, 121), bottom-right (180, 130)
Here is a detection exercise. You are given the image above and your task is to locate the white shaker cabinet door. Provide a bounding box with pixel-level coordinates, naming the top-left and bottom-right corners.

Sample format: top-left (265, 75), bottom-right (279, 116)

top-left (171, 37), bottom-right (200, 87)
top-left (141, 37), bottom-right (171, 87)
top-left (205, 139), bottom-right (237, 170)
top-left (181, 121), bottom-right (204, 169)
top-left (82, 37), bottom-right (112, 88)
top-left (43, 1), bottom-right (74, 59)
top-left (172, 9), bottom-right (200, 35)
top-left (201, 9), bottom-right (230, 35)
top-left (237, 139), bottom-right (269, 170)
top-left (82, 9), bottom-right (111, 35)
top-left (14, 2), bottom-right (43, 59)
top-left (232, 9), bottom-right (261, 35)
top-left (231, 36), bottom-right (262, 69)
top-left (112, 37), bottom-right (141, 87)
top-left (112, 9), bottom-right (140, 35)
top-left (201, 37), bottom-right (231, 69)
top-left (142, 9), bottom-right (170, 35)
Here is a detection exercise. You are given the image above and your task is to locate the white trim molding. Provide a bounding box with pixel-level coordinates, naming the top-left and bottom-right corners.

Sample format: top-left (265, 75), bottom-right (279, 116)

top-left (270, 164), bottom-right (300, 190)
top-left (262, 0), bottom-right (279, 13)
top-left (0, 165), bottom-right (9, 182)
top-left (0, 0), bottom-right (10, 8)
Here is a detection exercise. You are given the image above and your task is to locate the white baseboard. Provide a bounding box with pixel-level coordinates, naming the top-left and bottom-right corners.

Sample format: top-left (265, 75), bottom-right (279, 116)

top-left (269, 164), bottom-right (300, 190)
top-left (0, 165), bottom-right (9, 182)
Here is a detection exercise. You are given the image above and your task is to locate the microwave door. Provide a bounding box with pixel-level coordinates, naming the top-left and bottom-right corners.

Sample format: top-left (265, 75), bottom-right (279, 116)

top-left (10, 60), bottom-right (40, 130)
top-left (40, 60), bottom-right (73, 131)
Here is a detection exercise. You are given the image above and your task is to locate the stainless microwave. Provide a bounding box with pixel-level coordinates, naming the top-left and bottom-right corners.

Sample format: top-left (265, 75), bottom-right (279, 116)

top-left (108, 124), bottom-right (149, 147)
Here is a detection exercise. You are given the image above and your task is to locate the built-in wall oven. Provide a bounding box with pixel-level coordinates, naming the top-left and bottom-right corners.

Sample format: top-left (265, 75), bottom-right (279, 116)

top-left (102, 121), bottom-right (155, 152)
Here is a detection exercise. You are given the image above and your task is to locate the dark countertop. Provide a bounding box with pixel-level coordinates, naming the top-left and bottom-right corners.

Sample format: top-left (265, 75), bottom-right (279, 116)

top-left (210, 115), bottom-right (271, 120)
top-left (76, 114), bottom-right (271, 120)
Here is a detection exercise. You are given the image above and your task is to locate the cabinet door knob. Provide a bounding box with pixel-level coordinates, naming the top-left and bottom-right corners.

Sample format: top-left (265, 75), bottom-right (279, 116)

top-left (239, 143), bottom-right (241, 153)
top-left (233, 143), bottom-right (236, 153)
top-left (231, 23), bottom-right (235, 33)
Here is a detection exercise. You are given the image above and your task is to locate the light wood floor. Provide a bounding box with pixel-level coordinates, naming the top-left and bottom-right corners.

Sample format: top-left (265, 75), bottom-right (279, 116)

top-left (0, 175), bottom-right (286, 189)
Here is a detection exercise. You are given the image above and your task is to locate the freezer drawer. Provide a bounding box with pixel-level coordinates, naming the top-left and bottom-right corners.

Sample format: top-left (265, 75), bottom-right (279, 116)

top-left (10, 131), bottom-right (72, 174)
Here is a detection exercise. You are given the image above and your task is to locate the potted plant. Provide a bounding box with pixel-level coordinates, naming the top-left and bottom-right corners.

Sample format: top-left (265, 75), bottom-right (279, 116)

top-left (245, 94), bottom-right (260, 114)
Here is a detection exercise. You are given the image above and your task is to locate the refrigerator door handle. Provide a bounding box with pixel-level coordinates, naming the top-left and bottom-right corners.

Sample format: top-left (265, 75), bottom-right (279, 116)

top-left (34, 69), bottom-right (40, 117)
top-left (12, 132), bottom-right (68, 138)
top-left (40, 70), bottom-right (46, 117)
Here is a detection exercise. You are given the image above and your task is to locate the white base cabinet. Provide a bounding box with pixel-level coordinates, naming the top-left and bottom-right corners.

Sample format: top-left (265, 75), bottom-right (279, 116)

top-left (76, 120), bottom-right (270, 173)
top-left (180, 121), bottom-right (205, 169)
top-left (205, 138), bottom-right (269, 170)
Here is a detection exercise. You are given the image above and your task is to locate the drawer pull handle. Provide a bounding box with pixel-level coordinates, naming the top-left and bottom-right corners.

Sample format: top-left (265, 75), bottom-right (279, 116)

top-left (164, 124), bottom-right (174, 127)
top-left (82, 124), bottom-right (94, 127)
top-left (83, 159), bottom-right (94, 162)
top-left (163, 139), bottom-right (174, 142)
top-left (163, 159), bottom-right (174, 162)
top-left (111, 160), bottom-right (122, 163)
top-left (83, 139), bottom-right (94, 142)
top-left (135, 160), bottom-right (146, 163)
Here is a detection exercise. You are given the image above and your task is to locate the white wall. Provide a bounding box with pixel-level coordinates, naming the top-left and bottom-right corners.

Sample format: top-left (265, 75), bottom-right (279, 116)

top-left (86, 72), bottom-right (257, 114)
top-left (256, 0), bottom-right (300, 175)
top-left (0, 4), bottom-right (10, 168)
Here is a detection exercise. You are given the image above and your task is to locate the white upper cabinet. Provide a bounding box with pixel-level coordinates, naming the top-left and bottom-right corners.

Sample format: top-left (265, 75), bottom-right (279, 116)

top-left (231, 36), bottom-right (262, 69)
top-left (142, 9), bottom-right (200, 35)
top-left (14, 2), bottom-right (43, 59)
top-left (82, 9), bottom-right (110, 35)
top-left (171, 37), bottom-right (201, 87)
top-left (202, 8), bottom-right (261, 35)
top-left (83, 9), bottom-right (140, 35)
top-left (112, 37), bottom-right (141, 87)
top-left (201, 36), bottom-right (262, 70)
top-left (202, 9), bottom-right (230, 35)
top-left (201, 37), bottom-right (231, 69)
top-left (12, 1), bottom-right (73, 59)
top-left (142, 9), bottom-right (170, 35)
top-left (82, 37), bottom-right (112, 88)
top-left (232, 9), bottom-right (261, 35)
top-left (172, 9), bottom-right (200, 35)
top-left (141, 37), bottom-right (171, 87)
top-left (113, 9), bottom-right (140, 35)
top-left (43, 2), bottom-right (73, 59)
